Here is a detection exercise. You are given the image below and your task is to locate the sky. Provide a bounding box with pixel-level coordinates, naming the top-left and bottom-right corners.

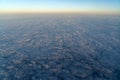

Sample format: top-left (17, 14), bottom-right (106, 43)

top-left (0, 0), bottom-right (120, 14)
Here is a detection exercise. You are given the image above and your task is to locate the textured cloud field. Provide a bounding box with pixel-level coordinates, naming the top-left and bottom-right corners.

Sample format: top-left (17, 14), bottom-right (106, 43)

top-left (0, 14), bottom-right (120, 80)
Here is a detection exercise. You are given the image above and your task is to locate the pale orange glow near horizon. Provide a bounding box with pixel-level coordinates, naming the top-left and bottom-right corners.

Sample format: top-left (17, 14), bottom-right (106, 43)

top-left (0, 9), bottom-right (120, 15)
top-left (0, 0), bottom-right (120, 15)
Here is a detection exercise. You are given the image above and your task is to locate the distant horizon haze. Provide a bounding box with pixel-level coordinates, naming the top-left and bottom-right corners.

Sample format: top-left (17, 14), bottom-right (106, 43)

top-left (0, 0), bottom-right (120, 14)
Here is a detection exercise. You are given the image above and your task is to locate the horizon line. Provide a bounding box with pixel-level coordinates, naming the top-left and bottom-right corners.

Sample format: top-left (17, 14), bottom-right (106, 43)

top-left (0, 11), bottom-right (120, 15)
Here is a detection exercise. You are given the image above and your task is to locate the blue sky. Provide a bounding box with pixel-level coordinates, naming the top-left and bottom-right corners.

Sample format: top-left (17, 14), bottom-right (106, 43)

top-left (0, 0), bottom-right (120, 14)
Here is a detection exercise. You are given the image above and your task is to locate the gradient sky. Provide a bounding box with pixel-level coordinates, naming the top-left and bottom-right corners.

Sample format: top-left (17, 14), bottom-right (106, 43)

top-left (0, 0), bottom-right (120, 14)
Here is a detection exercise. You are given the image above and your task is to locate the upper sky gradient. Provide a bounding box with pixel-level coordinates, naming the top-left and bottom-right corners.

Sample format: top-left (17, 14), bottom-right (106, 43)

top-left (0, 0), bottom-right (120, 14)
